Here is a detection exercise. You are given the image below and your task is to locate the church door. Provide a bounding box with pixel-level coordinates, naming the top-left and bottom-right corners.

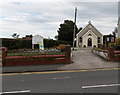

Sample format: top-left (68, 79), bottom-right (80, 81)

top-left (88, 38), bottom-right (92, 46)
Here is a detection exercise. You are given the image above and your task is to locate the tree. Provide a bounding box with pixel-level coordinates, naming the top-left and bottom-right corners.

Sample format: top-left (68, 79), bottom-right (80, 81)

top-left (54, 35), bottom-right (58, 40)
top-left (78, 27), bottom-right (83, 32)
top-left (57, 20), bottom-right (82, 43)
top-left (12, 33), bottom-right (19, 39)
top-left (25, 34), bottom-right (32, 38)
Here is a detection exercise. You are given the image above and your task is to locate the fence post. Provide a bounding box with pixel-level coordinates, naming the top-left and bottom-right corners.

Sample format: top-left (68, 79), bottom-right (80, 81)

top-left (108, 48), bottom-right (114, 61)
top-left (0, 47), bottom-right (7, 58)
top-left (65, 45), bottom-right (71, 63)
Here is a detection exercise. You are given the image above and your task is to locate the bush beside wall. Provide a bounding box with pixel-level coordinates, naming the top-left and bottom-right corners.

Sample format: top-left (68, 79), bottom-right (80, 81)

top-left (109, 38), bottom-right (120, 50)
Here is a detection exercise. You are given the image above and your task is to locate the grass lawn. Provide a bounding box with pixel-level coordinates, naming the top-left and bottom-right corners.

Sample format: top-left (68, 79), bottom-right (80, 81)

top-left (92, 48), bottom-right (108, 52)
top-left (7, 52), bottom-right (65, 56)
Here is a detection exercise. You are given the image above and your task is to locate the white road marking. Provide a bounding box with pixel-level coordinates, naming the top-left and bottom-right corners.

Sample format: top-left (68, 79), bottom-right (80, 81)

top-left (53, 76), bottom-right (70, 79)
top-left (53, 78), bottom-right (57, 79)
top-left (82, 84), bottom-right (120, 89)
top-left (0, 90), bottom-right (31, 94)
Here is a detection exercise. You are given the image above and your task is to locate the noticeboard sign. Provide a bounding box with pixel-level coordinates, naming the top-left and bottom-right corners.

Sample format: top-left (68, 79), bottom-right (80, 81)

top-left (32, 35), bottom-right (44, 50)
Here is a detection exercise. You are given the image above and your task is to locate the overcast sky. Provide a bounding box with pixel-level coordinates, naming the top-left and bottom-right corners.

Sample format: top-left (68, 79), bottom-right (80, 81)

top-left (0, 0), bottom-right (119, 39)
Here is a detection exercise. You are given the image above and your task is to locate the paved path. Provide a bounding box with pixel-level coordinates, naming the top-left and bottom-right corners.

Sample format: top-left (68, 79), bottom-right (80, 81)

top-left (58, 48), bottom-right (119, 70)
top-left (2, 64), bottom-right (66, 73)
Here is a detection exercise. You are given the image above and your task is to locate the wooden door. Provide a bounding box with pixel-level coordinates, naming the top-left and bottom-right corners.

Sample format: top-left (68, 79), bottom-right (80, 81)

top-left (88, 38), bottom-right (92, 46)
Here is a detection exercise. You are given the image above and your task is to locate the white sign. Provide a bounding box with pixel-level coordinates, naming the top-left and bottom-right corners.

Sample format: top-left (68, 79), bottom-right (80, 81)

top-left (107, 37), bottom-right (109, 42)
top-left (111, 37), bottom-right (114, 42)
top-left (32, 35), bottom-right (44, 50)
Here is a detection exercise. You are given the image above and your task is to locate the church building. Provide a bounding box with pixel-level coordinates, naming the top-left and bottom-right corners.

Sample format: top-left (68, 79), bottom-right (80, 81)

top-left (76, 21), bottom-right (103, 47)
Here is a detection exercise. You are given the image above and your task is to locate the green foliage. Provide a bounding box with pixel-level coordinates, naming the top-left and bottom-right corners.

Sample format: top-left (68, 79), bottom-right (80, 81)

top-left (7, 52), bottom-right (65, 56)
top-left (25, 34), bottom-right (32, 38)
top-left (54, 35), bottom-right (58, 40)
top-left (12, 33), bottom-right (20, 38)
top-left (93, 47), bottom-right (108, 52)
top-left (93, 48), bottom-right (103, 50)
top-left (108, 43), bottom-right (116, 48)
top-left (108, 38), bottom-right (120, 50)
top-left (2, 38), bottom-right (32, 50)
top-left (115, 38), bottom-right (120, 50)
top-left (44, 39), bottom-right (56, 48)
top-left (2, 38), bottom-right (71, 50)
top-left (57, 20), bottom-right (81, 43)
top-left (115, 38), bottom-right (120, 46)
top-left (44, 39), bottom-right (72, 48)
top-left (56, 44), bottom-right (66, 52)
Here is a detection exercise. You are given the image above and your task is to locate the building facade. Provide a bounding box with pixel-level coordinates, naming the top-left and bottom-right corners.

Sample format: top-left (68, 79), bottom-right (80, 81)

top-left (76, 21), bottom-right (103, 47)
top-left (114, 17), bottom-right (120, 38)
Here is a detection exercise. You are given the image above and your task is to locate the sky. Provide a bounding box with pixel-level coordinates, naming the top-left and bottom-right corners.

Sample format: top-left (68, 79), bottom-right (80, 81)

top-left (0, 0), bottom-right (119, 39)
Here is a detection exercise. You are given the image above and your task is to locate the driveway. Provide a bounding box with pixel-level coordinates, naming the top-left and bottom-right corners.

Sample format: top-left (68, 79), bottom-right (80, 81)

top-left (58, 48), bottom-right (119, 70)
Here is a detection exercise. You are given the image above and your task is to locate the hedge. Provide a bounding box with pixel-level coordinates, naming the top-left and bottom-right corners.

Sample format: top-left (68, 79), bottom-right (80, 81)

top-left (2, 38), bottom-right (32, 50)
top-left (108, 38), bottom-right (120, 50)
top-left (2, 38), bottom-right (72, 50)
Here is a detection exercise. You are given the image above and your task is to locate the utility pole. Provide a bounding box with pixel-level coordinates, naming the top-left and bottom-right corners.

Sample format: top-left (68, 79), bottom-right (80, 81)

top-left (73, 7), bottom-right (77, 50)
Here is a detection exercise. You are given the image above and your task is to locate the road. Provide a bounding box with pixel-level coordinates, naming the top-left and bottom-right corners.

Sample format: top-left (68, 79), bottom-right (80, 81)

top-left (2, 68), bottom-right (119, 94)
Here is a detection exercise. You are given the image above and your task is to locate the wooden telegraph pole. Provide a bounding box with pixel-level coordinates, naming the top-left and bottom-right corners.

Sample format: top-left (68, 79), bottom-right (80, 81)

top-left (73, 7), bottom-right (77, 50)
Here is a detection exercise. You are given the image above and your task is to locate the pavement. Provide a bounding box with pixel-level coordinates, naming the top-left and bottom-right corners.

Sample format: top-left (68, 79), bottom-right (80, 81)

top-left (2, 64), bottom-right (66, 73)
top-left (2, 47), bottom-right (120, 73)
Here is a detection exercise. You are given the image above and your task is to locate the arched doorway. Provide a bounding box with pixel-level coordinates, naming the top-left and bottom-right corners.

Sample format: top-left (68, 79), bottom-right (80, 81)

top-left (88, 38), bottom-right (92, 46)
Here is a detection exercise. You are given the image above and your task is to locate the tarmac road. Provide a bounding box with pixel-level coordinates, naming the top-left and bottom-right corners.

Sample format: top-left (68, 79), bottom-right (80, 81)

top-left (2, 68), bottom-right (119, 94)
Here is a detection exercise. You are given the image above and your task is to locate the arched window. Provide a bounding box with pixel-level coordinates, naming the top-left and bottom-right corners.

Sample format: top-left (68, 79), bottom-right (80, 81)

top-left (98, 37), bottom-right (100, 43)
top-left (79, 37), bottom-right (82, 43)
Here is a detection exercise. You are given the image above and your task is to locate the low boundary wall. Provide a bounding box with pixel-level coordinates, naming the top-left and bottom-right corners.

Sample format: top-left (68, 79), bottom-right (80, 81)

top-left (92, 48), bottom-right (120, 62)
top-left (1, 45), bottom-right (71, 66)
top-left (92, 49), bottom-right (108, 60)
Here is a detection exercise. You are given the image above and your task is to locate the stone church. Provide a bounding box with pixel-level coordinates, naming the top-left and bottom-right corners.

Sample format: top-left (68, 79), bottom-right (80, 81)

top-left (76, 21), bottom-right (103, 47)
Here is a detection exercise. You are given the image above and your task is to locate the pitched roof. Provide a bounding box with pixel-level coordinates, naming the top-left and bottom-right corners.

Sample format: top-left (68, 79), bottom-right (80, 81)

top-left (77, 21), bottom-right (102, 37)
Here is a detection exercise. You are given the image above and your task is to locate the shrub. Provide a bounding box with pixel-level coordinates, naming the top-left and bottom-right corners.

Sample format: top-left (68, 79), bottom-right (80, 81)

top-left (56, 44), bottom-right (66, 51)
top-left (108, 43), bottom-right (115, 48)
top-left (43, 39), bottom-right (71, 48)
top-left (108, 38), bottom-right (120, 50)
top-left (93, 47), bottom-right (108, 52)
top-left (115, 38), bottom-right (120, 46)
top-left (115, 38), bottom-right (120, 50)
top-left (2, 38), bottom-right (32, 50)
